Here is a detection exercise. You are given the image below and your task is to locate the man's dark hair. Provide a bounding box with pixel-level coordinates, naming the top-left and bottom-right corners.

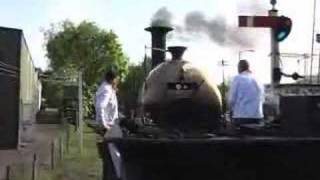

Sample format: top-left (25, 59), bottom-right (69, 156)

top-left (238, 60), bottom-right (250, 73)
top-left (105, 70), bottom-right (117, 83)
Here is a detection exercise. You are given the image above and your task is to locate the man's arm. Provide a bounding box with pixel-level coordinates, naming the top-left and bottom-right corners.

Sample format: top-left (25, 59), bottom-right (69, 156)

top-left (112, 100), bottom-right (119, 122)
top-left (228, 77), bottom-right (239, 110)
top-left (259, 83), bottom-right (265, 103)
top-left (108, 93), bottom-right (119, 126)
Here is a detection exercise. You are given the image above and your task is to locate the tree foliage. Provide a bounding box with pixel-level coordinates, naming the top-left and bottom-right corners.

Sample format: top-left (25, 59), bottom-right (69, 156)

top-left (44, 20), bottom-right (129, 117)
top-left (218, 82), bottom-right (230, 112)
top-left (45, 20), bottom-right (128, 84)
top-left (118, 62), bottom-right (147, 115)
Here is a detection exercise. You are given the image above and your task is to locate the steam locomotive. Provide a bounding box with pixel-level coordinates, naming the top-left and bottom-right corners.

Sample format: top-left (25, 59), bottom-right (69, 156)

top-left (101, 25), bottom-right (320, 180)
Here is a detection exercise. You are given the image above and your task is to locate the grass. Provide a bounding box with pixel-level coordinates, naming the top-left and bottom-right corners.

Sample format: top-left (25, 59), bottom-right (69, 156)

top-left (38, 124), bottom-right (102, 180)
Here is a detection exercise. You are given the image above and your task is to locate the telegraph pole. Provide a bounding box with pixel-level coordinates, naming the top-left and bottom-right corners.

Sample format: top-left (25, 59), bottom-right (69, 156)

top-left (317, 34), bottom-right (320, 83)
top-left (239, 0), bottom-right (292, 87)
top-left (218, 59), bottom-right (229, 124)
top-left (310, 0), bottom-right (317, 83)
top-left (78, 69), bottom-right (83, 154)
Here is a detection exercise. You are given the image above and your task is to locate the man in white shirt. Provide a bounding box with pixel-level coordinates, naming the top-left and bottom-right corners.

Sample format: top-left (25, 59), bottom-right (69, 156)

top-left (95, 70), bottom-right (120, 180)
top-left (95, 70), bottom-right (119, 131)
top-left (228, 60), bottom-right (264, 126)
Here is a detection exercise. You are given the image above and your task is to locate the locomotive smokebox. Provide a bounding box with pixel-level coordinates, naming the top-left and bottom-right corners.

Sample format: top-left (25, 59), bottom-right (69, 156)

top-left (145, 26), bottom-right (173, 68)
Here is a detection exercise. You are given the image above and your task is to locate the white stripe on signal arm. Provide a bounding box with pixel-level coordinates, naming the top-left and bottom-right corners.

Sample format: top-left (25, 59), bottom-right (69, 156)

top-left (247, 16), bottom-right (254, 27)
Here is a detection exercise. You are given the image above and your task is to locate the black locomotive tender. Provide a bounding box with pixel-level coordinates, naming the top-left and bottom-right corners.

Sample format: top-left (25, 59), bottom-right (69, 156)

top-left (101, 25), bottom-right (320, 180)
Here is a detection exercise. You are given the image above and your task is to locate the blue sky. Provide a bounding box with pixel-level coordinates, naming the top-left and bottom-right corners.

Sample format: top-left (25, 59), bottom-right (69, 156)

top-left (0, 0), bottom-right (319, 83)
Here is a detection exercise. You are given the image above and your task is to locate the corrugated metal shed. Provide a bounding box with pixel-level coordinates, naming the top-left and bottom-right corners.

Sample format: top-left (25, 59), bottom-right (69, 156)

top-left (0, 27), bottom-right (21, 149)
top-left (0, 27), bottom-right (41, 149)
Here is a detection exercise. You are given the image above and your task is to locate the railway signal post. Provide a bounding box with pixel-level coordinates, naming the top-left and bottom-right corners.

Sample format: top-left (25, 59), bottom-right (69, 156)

top-left (238, 0), bottom-right (292, 87)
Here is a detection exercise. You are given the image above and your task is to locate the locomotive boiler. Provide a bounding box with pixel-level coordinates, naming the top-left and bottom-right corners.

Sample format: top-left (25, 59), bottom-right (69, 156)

top-left (141, 26), bottom-right (223, 133)
top-left (142, 45), bottom-right (222, 132)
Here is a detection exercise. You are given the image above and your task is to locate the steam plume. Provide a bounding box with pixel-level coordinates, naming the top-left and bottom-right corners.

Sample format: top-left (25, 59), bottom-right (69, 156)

top-left (150, 7), bottom-right (255, 47)
top-left (237, 1), bottom-right (268, 15)
top-left (151, 7), bottom-right (173, 27)
top-left (184, 11), bottom-right (252, 47)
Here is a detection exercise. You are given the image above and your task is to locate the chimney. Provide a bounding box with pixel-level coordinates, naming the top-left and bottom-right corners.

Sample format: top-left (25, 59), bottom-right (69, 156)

top-left (168, 46), bottom-right (187, 60)
top-left (145, 26), bottom-right (173, 68)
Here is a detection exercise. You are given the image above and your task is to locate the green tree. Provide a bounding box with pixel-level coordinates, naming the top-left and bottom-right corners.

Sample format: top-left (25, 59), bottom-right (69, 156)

top-left (218, 81), bottom-right (230, 112)
top-left (118, 62), bottom-right (147, 116)
top-left (44, 20), bottom-right (129, 117)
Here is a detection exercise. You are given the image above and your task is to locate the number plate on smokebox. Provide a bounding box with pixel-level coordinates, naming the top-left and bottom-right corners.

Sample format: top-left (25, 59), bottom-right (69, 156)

top-left (167, 82), bottom-right (197, 98)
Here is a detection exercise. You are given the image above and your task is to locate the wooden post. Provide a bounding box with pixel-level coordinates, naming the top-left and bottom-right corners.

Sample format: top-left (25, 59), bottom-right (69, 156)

top-left (61, 110), bottom-right (67, 155)
top-left (31, 154), bottom-right (37, 180)
top-left (78, 70), bottom-right (84, 154)
top-left (66, 123), bottom-right (70, 154)
top-left (51, 140), bottom-right (55, 169)
top-left (5, 165), bottom-right (10, 180)
top-left (59, 137), bottom-right (64, 161)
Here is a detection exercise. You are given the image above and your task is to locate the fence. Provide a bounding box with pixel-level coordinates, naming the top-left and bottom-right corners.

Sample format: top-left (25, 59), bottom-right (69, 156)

top-left (2, 121), bottom-right (71, 180)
